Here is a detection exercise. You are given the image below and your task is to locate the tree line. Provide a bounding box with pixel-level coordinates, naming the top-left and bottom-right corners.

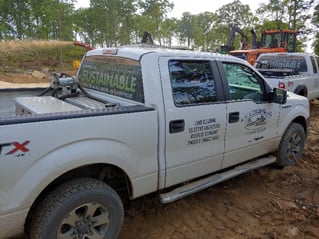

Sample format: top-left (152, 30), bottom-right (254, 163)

top-left (0, 0), bottom-right (318, 53)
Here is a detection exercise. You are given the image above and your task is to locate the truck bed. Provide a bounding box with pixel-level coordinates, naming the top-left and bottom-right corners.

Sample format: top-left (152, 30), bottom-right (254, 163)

top-left (0, 87), bottom-right (153, 125)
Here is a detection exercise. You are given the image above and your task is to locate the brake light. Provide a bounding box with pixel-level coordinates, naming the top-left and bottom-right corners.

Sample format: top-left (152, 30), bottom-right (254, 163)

top-left (278, 82), bottom-right (286, 89)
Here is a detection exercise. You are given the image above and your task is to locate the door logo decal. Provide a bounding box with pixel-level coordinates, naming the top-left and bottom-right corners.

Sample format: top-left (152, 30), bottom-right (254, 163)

top-left (243, 109), bottom-right (272, 134)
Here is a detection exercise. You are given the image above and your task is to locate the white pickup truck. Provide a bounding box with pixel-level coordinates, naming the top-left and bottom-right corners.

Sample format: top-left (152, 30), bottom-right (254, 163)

top-left (255, 52), bottom-right (319, 100)
top-left (0, 47), bottom-right (309, 239)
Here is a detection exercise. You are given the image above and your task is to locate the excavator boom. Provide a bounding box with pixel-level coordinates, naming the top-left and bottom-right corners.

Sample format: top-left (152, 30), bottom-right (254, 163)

top-left (221, 26), bottom-right (248, 54)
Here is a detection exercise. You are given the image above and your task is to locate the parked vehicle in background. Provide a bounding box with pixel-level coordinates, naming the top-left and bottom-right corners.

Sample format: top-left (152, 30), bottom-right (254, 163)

top-left (255, 52), bottom-right (319, 100)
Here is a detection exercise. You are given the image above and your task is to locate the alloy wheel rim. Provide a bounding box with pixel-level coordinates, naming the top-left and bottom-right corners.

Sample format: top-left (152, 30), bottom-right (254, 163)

top-left (57, 202), bottom-right (110, 239)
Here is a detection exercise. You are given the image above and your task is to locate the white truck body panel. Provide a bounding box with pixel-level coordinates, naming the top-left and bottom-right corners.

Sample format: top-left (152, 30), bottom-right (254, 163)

top-left (0, 110), bottom-right (158, 210)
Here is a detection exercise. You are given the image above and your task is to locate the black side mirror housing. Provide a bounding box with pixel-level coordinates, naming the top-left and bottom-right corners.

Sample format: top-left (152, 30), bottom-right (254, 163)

top-left (269, 88), bottom-right (287, 104)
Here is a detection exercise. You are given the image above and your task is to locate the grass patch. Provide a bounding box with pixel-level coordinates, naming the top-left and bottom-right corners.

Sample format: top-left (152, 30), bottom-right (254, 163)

top-left (0, 40), bottom-right (88, 73)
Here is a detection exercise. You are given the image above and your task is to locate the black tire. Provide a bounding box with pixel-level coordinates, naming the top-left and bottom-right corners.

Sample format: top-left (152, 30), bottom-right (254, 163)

top-left (276, 122), bottom-right (305, 167)
top-left (29, 178), bottom-right (124, 239)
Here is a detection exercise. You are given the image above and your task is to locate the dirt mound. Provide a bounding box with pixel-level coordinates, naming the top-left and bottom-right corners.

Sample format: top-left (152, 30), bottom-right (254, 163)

top-left (0, 72), bottom-right (49, 84)
top-left (0, 71), bottom-right (77, 88)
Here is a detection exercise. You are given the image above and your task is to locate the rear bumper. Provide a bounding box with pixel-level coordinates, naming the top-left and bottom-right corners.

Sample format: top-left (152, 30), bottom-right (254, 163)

top-left (0, 208), bottom-right (28, 239)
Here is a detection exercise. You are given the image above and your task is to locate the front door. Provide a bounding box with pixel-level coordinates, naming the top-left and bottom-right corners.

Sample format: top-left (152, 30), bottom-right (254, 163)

top-left (220, 62), bottom-right (280, 169)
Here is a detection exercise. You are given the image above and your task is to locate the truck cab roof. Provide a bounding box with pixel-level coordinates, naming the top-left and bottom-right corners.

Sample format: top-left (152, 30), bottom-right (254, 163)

top-left (86, 45), bottom-right (246, 63)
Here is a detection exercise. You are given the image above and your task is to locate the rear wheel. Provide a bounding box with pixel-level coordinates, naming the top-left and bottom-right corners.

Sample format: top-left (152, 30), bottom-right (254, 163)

top-left (276, 122), bottom-right (305, 167)
top-left (29, 178), bottom-right (124, 239)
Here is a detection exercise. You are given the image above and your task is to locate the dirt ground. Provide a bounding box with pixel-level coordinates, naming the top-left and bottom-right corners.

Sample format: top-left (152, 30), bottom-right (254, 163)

top-left (2, 74), bottom-right (318, 239)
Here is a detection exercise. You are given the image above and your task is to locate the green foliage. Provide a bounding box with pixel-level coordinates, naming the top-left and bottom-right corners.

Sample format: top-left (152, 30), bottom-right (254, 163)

top-left (0, 0), bottom-right (317, 53)
top-left (193, 12), bottom-right (218, 51)
top-left (177, 12), bottom-right (194, 47)
top-left (161, 17), bottom-right (178, 46)
top-left (257, 0), bottom-right (313, 30)
top-left (0, 0), bottom-right (76, 40)
top-left (216, 0), bottom-right (255, 28)
top-left (312, 2), bottom-right (319, 55)
top-left (137, 0), bottom-right (174, 44)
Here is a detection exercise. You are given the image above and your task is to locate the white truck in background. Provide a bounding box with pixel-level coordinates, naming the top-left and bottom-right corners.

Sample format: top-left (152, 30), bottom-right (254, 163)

top-left (255, 52), bottom-right (319, 100)
top-left (0, 46), bottom-right (310, 239)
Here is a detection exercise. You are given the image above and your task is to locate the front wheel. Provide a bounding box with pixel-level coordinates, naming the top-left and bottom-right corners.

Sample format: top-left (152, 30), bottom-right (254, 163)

top-left (29, 178), bottom-right (124, 239)
top-left (276, 122), bottom-right (305, 167)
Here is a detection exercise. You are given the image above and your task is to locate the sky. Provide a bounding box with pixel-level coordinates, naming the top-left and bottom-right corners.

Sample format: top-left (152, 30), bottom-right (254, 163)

top-left (75, 0), bottom-right (265, 17)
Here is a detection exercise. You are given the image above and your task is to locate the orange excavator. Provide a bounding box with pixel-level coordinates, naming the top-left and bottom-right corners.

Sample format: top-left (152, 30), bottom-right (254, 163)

top-left (221, 27), bottom-right (298, 65)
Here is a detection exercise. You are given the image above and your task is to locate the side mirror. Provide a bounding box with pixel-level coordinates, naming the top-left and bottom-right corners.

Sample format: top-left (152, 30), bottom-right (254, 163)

top-left (269, 88), bottom-right (287, 104)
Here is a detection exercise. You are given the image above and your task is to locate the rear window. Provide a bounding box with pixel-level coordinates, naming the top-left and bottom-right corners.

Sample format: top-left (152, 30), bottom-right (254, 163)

top-left (256, 55), bottom-right (308, 73)
top-left (78, 55), bottom-right (144, 103)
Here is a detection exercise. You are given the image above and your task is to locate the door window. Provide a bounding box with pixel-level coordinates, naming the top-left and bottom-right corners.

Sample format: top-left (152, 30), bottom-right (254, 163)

top-left (169, 60), bottom-right (217, 106)
top-left (222, 63), bottom-right (264, 103)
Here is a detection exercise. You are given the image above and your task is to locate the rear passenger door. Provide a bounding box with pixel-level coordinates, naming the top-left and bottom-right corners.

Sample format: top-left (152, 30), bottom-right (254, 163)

top-left (219, 62), bottom-right (280, 169)
top-left (159, 58), bottom-right (226, 187)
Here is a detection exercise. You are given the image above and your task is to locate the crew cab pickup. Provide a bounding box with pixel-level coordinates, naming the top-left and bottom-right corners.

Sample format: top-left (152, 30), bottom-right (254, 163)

top-left (0, 47), bottom-right (309, 239)
top-left (255, 52), bottom-right (319, 100)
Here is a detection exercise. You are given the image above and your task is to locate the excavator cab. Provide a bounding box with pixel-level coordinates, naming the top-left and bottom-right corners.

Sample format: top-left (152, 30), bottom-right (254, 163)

top-left (261, 30), bottom-right (297, 52)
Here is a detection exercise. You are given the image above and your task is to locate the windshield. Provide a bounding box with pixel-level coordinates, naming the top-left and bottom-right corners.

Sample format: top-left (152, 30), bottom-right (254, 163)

top-left (77, 55), bottom-right (144, 103)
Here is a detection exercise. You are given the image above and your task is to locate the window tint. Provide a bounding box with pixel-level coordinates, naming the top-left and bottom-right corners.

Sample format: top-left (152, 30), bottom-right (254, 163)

top-left (222, 62), bottom-right (263, 102)
top-left (169, 60), bottom-right (217, 106)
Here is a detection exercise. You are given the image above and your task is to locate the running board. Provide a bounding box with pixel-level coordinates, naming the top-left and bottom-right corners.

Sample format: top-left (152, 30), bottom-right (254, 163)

top-left (160, 155), bottom-right (276, 204)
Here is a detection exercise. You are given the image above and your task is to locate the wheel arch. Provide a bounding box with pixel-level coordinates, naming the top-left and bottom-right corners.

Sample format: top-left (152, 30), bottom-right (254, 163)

top-left (24, 163), bottom-right (132, 233)
top-left (294, 84), bottom-right (308, 97)
top-left (292, 115), bottom-right (309, 136)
